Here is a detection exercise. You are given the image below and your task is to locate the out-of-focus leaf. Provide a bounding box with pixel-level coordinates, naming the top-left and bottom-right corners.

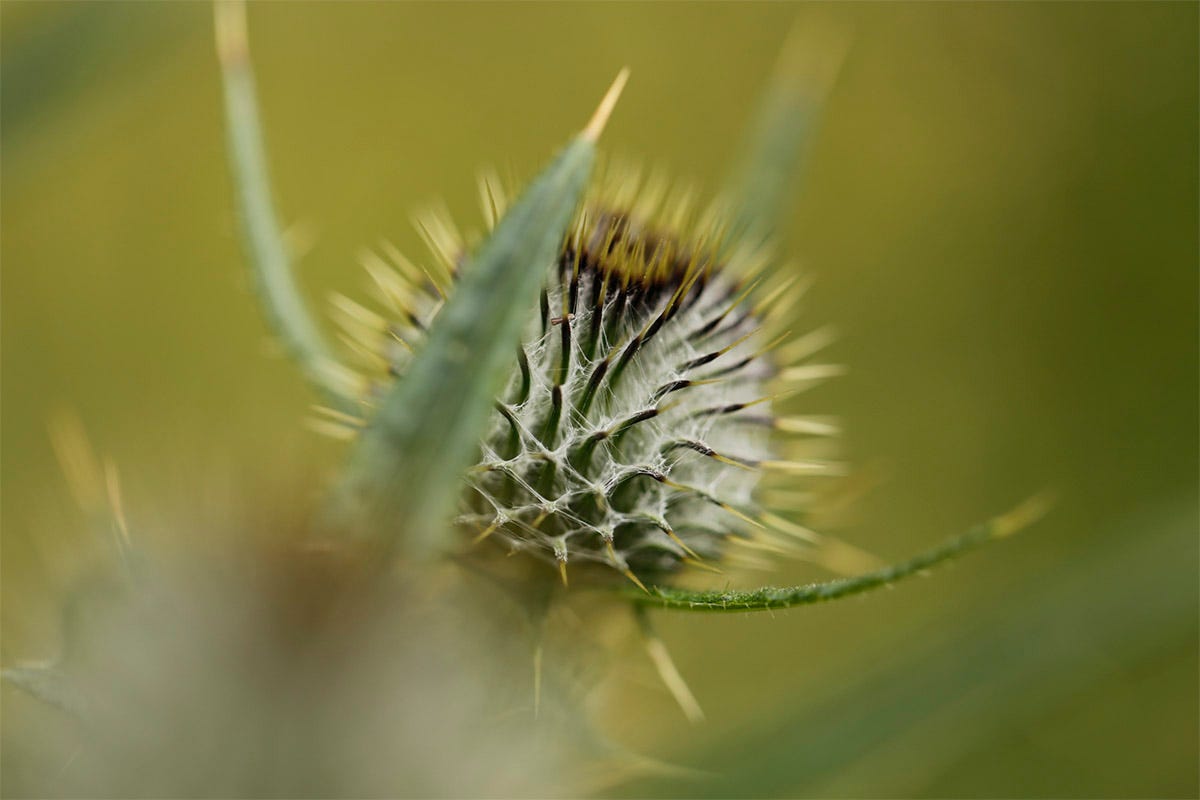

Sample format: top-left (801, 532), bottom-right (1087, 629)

top-left (723, 23), bottom-right (845, 253)
top-left (2, 665), bottom-right (86, 718)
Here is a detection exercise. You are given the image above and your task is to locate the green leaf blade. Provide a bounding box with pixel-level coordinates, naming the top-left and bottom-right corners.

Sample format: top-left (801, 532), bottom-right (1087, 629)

top-left (215, 1), bottom-right (351, 409)
top-left (630, 496), bottom-right (1052, 613)
top-left (724, 24), bottom-right (846, 253)
top-left (333, 137), bottom-right (597, 558)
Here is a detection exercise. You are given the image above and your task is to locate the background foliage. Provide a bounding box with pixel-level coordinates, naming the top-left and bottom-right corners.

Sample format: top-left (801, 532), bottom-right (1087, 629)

top-left (3, 2), bottom-right (1196, 796)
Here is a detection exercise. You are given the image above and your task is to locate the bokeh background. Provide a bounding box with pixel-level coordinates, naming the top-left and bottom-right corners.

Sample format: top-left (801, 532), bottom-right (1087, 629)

top-left (3, 2), bottom-right (1196, 797)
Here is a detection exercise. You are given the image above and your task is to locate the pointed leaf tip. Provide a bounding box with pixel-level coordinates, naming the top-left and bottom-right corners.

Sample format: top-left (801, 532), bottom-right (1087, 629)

top-left (992, 491), bottom-right (1056, 538)
top-left (214, 0), bottom-right (248, 66)
top-left (583, 68), bottom-right (630, 142)
top-left (774, 17), bottom-right (850, 100)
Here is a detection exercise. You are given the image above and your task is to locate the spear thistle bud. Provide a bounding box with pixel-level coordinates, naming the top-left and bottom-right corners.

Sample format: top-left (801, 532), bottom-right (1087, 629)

top-left (329, 168), bottom-right (843, 589)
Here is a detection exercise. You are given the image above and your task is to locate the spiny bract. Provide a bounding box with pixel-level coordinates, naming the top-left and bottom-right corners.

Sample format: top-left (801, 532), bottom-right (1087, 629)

top-left (327, 166), bottom-right (846, 588)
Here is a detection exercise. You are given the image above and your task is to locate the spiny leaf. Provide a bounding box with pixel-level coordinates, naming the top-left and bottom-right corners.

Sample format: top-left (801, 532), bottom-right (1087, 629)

top-left (331, 71), bottom-right (629, 558)
top-left (724, 22), bottom-right (847, 253)
top-left (628, 495), bottom-right (1052, 612)
top-left (215, 0), bottom-right (352, 410)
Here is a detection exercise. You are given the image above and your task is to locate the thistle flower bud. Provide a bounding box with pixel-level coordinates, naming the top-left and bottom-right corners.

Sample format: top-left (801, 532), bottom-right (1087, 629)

top-left (332, 168), bottom-right (842, 588)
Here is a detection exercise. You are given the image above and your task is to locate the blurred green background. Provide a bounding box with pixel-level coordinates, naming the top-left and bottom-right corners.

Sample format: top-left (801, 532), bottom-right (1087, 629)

top-left (3, 2), bottom-right (1196, 797)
